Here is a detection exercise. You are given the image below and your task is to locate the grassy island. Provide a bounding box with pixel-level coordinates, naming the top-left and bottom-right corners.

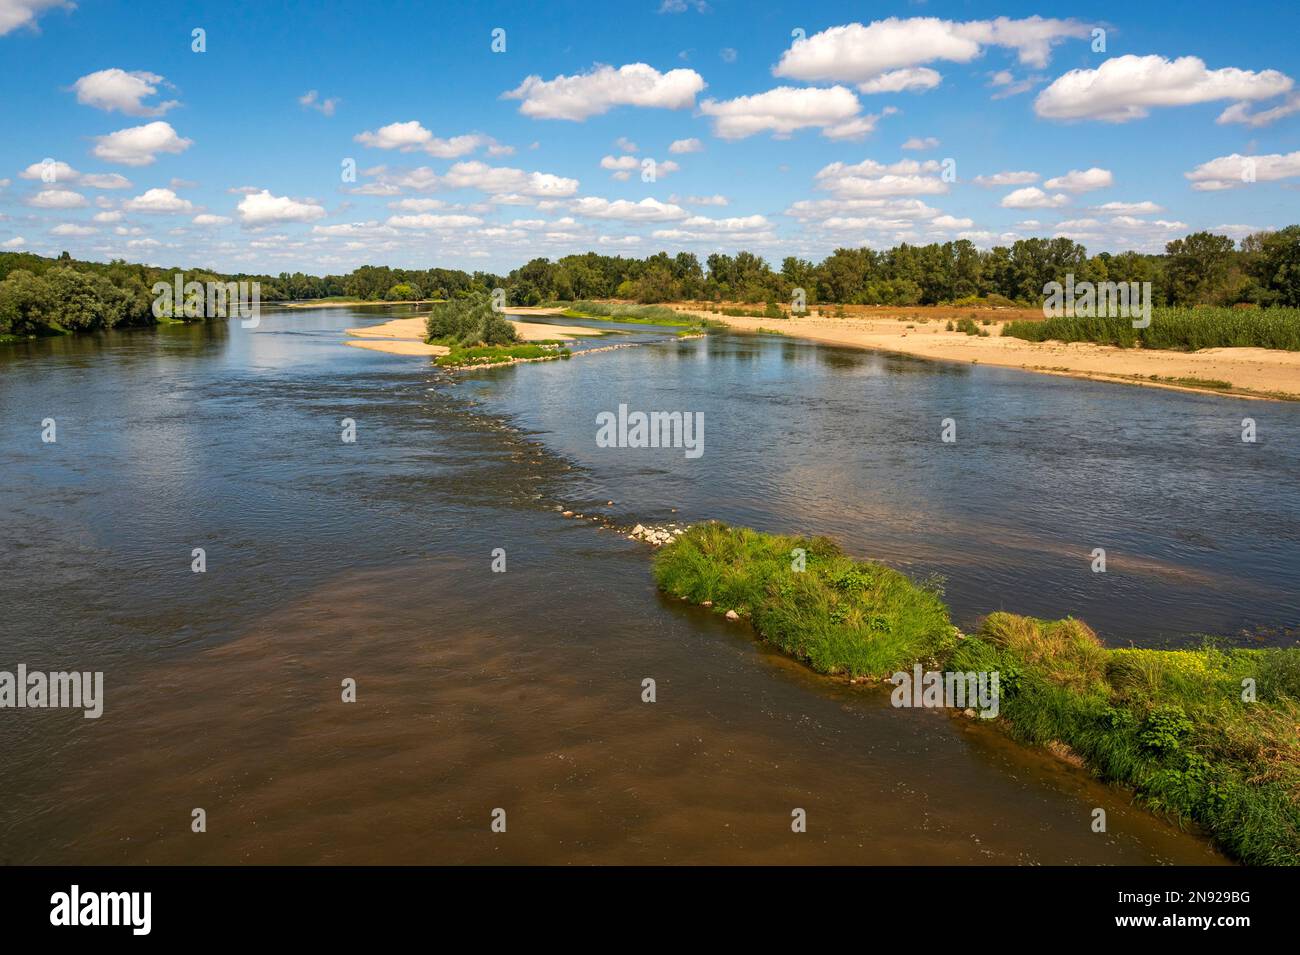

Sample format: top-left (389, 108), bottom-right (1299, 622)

top-left (653, 522), bottom-right (1300, 865)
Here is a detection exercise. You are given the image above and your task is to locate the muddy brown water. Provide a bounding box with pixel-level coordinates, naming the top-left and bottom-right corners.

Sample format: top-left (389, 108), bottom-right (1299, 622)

top-left (5, 305), bottom-right (1289, 864)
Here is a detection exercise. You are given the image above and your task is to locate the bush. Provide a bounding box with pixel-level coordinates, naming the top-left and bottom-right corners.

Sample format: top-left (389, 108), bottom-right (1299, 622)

top-left (954, 317), bottom-right (990, 337)
top-left (425, 293), bottom-right (519, 347)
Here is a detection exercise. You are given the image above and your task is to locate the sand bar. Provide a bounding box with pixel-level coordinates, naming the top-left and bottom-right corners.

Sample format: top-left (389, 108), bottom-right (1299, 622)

top-left (343, 315), bottom-right (605, 357)
top-left (692, 309), bottom-right (1300, 401)
top-left (346, 339), bottom-right (449, 356)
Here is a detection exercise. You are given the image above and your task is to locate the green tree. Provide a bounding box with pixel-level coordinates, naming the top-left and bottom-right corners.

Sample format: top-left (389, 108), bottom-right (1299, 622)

top-left (0, 269), bottom-right (57, 335)
top-left (386, 283), bottom-right (419, 301)
top-left (1165, 232), bottom-right (1237, 304)
top-left (633, 265), bottom-right (680, 303)
top-left (1243, 226), bottom-right (1300, 306)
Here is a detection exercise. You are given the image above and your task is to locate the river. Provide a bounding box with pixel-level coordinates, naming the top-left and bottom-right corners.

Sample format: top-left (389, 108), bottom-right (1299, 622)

top-left (3, 303), bottom-right (1294, 864)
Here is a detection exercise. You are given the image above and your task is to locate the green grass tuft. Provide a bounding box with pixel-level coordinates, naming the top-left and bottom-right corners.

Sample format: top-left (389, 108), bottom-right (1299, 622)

top-left (434, 343), bottom-right (570, 367)
top-left (653, 522), bottom-right (951, 677)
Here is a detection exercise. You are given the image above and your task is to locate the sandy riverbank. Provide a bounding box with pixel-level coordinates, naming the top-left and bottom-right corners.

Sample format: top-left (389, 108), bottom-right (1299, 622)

top-left (344, 315), bottom-right (605, 356)
top-left (685, 308), bottom-right (1300, 401)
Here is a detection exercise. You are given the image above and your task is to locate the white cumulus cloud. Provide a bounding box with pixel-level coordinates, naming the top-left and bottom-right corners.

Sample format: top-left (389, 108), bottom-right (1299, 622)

top-left (18, 161), bottom-right (130, 189)
top-left (504, 63), bottom-right (705, 120)
top-left (857, 68), bottom-right (942, 94)
top-left (50, 223), bottom-right (97, 236)
top-left (441, 161), bottom-right (579, 198)
top-left (1035, 55), bottom-right (1293, 122)
top-left (236, 190), bottom-right (327, 225)
top-left (815, 158), bottom-right (949, 198)
top-left (354, 121), bottom-right (496, 158)
top-left (1043, 167), bottom-right (1113, 193)
top-left (1184, 151), bottom-right (1300, 191)
top-left (92, 121), bottom-right (193, 166)
top-left (385, 213), bottom-right (484, 230)
top-left (28, 188), bottom-right (87, 208)
top-left (123, 187), bottom-right (194, 213)
top-left (1217, 93), bottom-right (1300, 128)
top-left (774, 16), bottom-right (1090, 91)
top-left (569, 196), bottom-right (688, 222)
top-left (71, 68), bottom-right (178, 116)
top-left (0, 0), bottom-right (69, 36)
top-left (699, 86), bottom-right (866, 140)
top-left (1001, 187), bottom-right (1069, 208)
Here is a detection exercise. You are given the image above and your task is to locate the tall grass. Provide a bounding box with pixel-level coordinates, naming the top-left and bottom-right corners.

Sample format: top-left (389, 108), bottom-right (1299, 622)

top-left (654, 523), bottom-right (1300, 865)
top-left (564, 301), bottom-right (691, 325)
top-left (1003, 306), bottom-right (1300, 351)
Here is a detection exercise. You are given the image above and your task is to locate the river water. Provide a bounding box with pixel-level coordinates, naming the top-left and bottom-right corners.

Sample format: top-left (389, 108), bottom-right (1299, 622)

top-left (2, 304), bottom-right (1294, 864)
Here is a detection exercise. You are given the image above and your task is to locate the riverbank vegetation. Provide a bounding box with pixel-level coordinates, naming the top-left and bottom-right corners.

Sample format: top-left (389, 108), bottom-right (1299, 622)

top-left (1003, 306), bottom-right (1300, 351)
top-left (6, 224), bottom-right (1297, 343)
top-left (653, 522), bottom-right (1300, 865)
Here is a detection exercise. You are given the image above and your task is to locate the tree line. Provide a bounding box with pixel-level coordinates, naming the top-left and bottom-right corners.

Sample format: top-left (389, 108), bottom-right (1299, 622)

top-left (2, 226), bottom-right (1297, 338)
top-left (500, 227), bottom-right (1299, 309)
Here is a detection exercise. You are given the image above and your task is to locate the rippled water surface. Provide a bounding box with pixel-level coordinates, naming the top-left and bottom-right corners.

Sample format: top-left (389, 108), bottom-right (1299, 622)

top-left (3, 305), bottom-right (1294, 864)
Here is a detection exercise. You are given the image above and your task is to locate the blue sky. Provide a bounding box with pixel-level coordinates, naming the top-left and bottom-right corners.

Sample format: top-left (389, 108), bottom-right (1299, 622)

top-left (1, 0), bottom-right (1298, 274)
